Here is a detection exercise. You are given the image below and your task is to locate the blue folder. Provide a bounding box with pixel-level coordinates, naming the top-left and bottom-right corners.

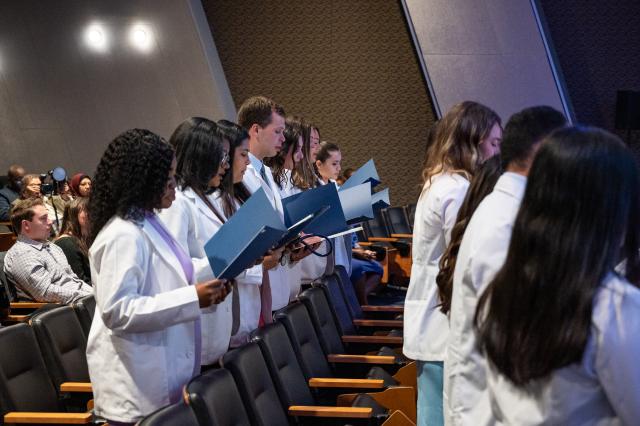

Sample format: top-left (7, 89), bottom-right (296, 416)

top-left (338, 182), bottom-right (375, 224)
top-left (282, 183), bottom-right (348, 237)
top-left (372, 188), bottom-right (390, 212)
top-left (204, 189), bottom-right (285, 280)
top-left (339, 159), bottom-right (381, 191)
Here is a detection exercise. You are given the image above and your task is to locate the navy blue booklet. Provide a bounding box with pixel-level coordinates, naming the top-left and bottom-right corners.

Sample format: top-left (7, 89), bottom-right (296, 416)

top-left (282, 183), bottom-right (348, 237)
top-left (372, 188), bottom-right (390, 212)
top-left (338, 182), bottom-right (375, 224)
top-left (339, 159), bottom-right (380, 191)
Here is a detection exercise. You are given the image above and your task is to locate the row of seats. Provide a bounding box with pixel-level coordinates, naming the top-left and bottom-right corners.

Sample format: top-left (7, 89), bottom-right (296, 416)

top-left (0, 267), bottom-right (410, 425)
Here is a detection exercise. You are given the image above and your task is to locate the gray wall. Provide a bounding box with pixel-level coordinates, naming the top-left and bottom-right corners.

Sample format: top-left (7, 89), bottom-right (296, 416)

top-left (402, 0), bottom-right (570, 122)
top-left (0, 0), bottom-right (234, 177)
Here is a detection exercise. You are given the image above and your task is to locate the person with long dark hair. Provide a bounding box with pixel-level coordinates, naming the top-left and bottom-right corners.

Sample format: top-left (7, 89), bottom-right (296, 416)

top-left (443, 106), bottom-right (566, 426)
top-left (157, 117), bottom-right (237, 367)
top-left (403, 101), bottom-right (501, 426)
top-left (214, 119), bottom-right (278, 345)
top-left (265, 115), bottom-right (304, 198)
top-left (86, 129), bottom-right (229, 424)
top-left (475, 126), bottom-right (640, 425)
top-left (54, 197), bottom-right (91, 283)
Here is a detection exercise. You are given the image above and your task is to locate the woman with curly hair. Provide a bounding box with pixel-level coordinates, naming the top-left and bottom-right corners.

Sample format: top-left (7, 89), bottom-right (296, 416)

top-left (403, 102), bottom-right (501, 426)
top-left (54, 197), bottom-right (91, 283)
top-left (86, 128), bottom-right (229, 425)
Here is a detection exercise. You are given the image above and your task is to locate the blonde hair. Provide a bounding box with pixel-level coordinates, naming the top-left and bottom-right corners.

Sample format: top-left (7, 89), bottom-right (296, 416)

top-left (422, 101), bottom-right (500, 185)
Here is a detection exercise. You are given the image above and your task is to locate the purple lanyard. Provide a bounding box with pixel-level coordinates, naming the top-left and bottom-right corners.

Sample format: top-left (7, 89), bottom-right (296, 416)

top-left (146, 214), bottom-right (201, 376)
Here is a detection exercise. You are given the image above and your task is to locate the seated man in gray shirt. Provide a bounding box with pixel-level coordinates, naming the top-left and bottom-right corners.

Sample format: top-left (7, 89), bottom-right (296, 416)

top-left (4, 198), bottom-right (91, 303)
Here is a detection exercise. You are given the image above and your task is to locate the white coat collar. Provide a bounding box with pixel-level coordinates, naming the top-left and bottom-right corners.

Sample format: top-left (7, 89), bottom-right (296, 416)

top-left (140, 216), bottom-right (189, 285)
top-left (182, 187), bottom-right (224, 226)
top-left (494, 172), bottom-right (527, 202)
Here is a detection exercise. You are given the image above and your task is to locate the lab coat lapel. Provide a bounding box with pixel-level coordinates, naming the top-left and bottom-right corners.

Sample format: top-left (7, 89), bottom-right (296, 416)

top-left (141, 217), bottom-right (189, 285)
top-left (183, 187), bottom-right (224, 227)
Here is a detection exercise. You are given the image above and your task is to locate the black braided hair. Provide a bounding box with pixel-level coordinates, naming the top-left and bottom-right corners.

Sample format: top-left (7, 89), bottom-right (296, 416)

top-left (88, 128), bottom-right (174, 245)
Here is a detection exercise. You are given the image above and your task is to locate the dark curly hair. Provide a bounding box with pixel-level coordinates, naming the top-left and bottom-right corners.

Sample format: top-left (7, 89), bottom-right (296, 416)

top-left (216, 119), bottom-right (252, 218)
top-left (88, 128), bottom-right (174, 245)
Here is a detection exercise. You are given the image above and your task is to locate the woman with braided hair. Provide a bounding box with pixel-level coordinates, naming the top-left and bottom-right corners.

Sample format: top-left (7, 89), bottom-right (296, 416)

top-left (86, 128), bottom-right (229, 425)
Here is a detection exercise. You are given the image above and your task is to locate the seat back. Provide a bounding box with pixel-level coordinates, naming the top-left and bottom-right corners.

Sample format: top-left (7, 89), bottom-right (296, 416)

top-left (297, 286), bottom-right (346, 356)
top-left (384, 206), bottom-right (411, 235)
top-left (30, 305), bottom-right (89, 386)
top-left (186, 368), bottom-right (251, 426)
top-left (72, 294), bottom-right (95, 337)
top-left (273, 302), bottom-right (333, 380)
top-left (138, 402), bottom-right (200, 426)
top-left (221, 343), bottom-right (289, 426)
top-left (250, 322), bottom-right (315, 407)
top-left (0, 323), bottom-right (61, 415)
top-left (314, 275), bottom-right (356, 337)
top-left (407, 203), bottom-right (417, 229)
top-left (0, 251), bottom-right (17, 301)
top-left (334, 265), bottom-right (364, 319)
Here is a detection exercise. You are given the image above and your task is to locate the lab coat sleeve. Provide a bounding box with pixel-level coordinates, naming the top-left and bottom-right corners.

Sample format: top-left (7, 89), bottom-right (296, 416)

top-left (95, 229), bottom-right (200, 334)
top-left (442, 183), bottom-right (469, 246)
top-left (593, 285), bottom-right (640, 423)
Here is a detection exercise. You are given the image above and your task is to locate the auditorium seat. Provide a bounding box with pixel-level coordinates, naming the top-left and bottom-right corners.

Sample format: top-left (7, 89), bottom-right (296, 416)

top-left (185, 368), bottom-right (252, 426)
top-left (138, 401), bottom-right (199, 426)
top-left (72, 295), bottom-right (95, 338)
top-left (0, 323), bottom-right (92, 424)
top-left (383, 207), bottom-right (412, 238)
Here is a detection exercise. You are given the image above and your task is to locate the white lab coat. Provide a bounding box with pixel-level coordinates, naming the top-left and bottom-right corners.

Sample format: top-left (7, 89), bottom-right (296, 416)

top-left (243, 155), bottom-right (302, 310)
top-left (403, 173), bottom-right (469, 361)
top-left (86, 216), bottom-right (201, 423)
top-left (444, 172), bottom-right (526, 426)
top-left (209, 191), bottom-right (263, 347)
top-left (486, 273), bottom-right (640, 425)
top-left (157, 187), bottom-right (232, 365)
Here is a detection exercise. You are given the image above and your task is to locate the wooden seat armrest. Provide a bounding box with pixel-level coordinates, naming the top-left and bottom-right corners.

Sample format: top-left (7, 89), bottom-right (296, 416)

top-left (367, 237), bottom-right (398, 242)
top-left (289, 406), bottom-right (372, 418)
top-left (6, 315), bottom-right (29, 322)
top-left (353, 319), bottom-right (403, 327)
top-left (337, 387), bottom-right (417, 423)
top-left (4, 412), bottom-right (92, 424)
top-left (308, 377), bottom-right (385, 389)
top-left (391, 234), bottom-right (413, 239)
top-left (361, 305), bottom-right (403, 313)
top-left (342, 335), bottom-right (403, 345)
top-left (10, 302), bottom-right (50, 309)
top-left (60, 382), bottom-right (92, 393)
top-left (327, 354), bottom-right (396, 364)
top-left (358, 242), bottom-right (373, 246)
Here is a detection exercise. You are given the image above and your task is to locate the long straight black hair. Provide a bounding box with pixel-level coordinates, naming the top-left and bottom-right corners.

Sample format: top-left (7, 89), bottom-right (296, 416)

top-left (475, 126), bottom-right (640, 386)
top-left (216, 119), bottom-right (251, 218)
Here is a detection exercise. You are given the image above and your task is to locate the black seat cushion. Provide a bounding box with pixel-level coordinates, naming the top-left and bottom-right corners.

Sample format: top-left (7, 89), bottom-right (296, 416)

top-left (298, 287), bottom-right (347, 356)
top-left (250, 322), bottom-right (315, 407)
top-left (366, 366), bottom-right (399, 387)
top-left (351, 393), bottom-right (389, 425)
top-left (0, 323), bottom-right (61, 414)
top-left (274, 302), bottom-right (333, 379)
top-left (138, 402), bottom-right (199, 426)
top-left (186, 368), bottom-right (251, 426)
top-left (72, 295), bottom-right (95, 338)
top-left (221, 343), bottom-right (289, 426)
top-left (30, 305), bottom-right (89, 386)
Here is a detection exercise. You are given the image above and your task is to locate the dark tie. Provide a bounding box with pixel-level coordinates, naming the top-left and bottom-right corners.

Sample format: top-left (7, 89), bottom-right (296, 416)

top-left (260, 164), bottom-right (269, 184)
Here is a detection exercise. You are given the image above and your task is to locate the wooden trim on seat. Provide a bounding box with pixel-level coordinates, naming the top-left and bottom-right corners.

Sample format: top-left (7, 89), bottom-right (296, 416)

top-left (308, 378), bottom-right (385, 389)
top-left (353, 319), bottom-right (403, 327)
top-left (361, 305), bottom-right (403, 313)
top-left (10, 302), bottom-right (51, 309)
top-left (60, 382), bottom-right (92, 393)
top-left (337, 387), bottom-right (417, 423)
top-left (4, 412), bottom-right (92, 424)
top-left (342, 335), bottom-right (403, 345)
top-left (327, 354), bottom-right (396, 364)
top-left (367, 237), bottom-right (398, 242)
top-left (390, 234), bottom-right (413, 239)
top-left (289, 406), bottom-right (372, 418)
top-left (382, 409), bottom-right (416, 425)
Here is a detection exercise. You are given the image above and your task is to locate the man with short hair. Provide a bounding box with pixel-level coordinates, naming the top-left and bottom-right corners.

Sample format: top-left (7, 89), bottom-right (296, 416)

top-left (0, 164), bottom-right (25, 221)
top-left (444, 106), bottom-right (567, 426)
top-left (238, 96), bottom-right (302, 316)
top-left (4, 198), bottom-right (91, 303)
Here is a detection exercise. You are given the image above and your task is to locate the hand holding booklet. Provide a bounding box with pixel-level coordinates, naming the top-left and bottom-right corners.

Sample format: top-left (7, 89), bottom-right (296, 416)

top-left (203, 189), bottom-right (327, 280)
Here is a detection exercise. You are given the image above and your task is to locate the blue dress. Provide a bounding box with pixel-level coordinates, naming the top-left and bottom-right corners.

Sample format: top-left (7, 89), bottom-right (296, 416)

top-left (350, 233), bottom-right (383, 282)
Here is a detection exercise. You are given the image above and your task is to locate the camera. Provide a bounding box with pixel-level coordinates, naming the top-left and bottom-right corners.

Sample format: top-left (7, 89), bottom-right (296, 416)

top-left (39, 167), bottom-right (67, 196)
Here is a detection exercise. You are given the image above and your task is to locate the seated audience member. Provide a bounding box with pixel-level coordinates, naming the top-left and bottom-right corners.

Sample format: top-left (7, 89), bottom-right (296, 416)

top-left (338, 167), bottom-right (355, 186)
top-left (70, 173), bottom-right (92, 198)
top-left (444, 106), bottom-right (566, 425)
top-left (476, 126), bottom-right (640, 425)
top-left (87, 128), bottom-right (229, 424)
top-left (0, 164), bottom-right (25, 221)
top-left (54, 198), bottom-right (91, 284)
top-left (16, 174), bottom-right (62, 234)
top-left (47, 179), bottom-right (74, 214)
top-left (3, 198), bottom-right (91, 303)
